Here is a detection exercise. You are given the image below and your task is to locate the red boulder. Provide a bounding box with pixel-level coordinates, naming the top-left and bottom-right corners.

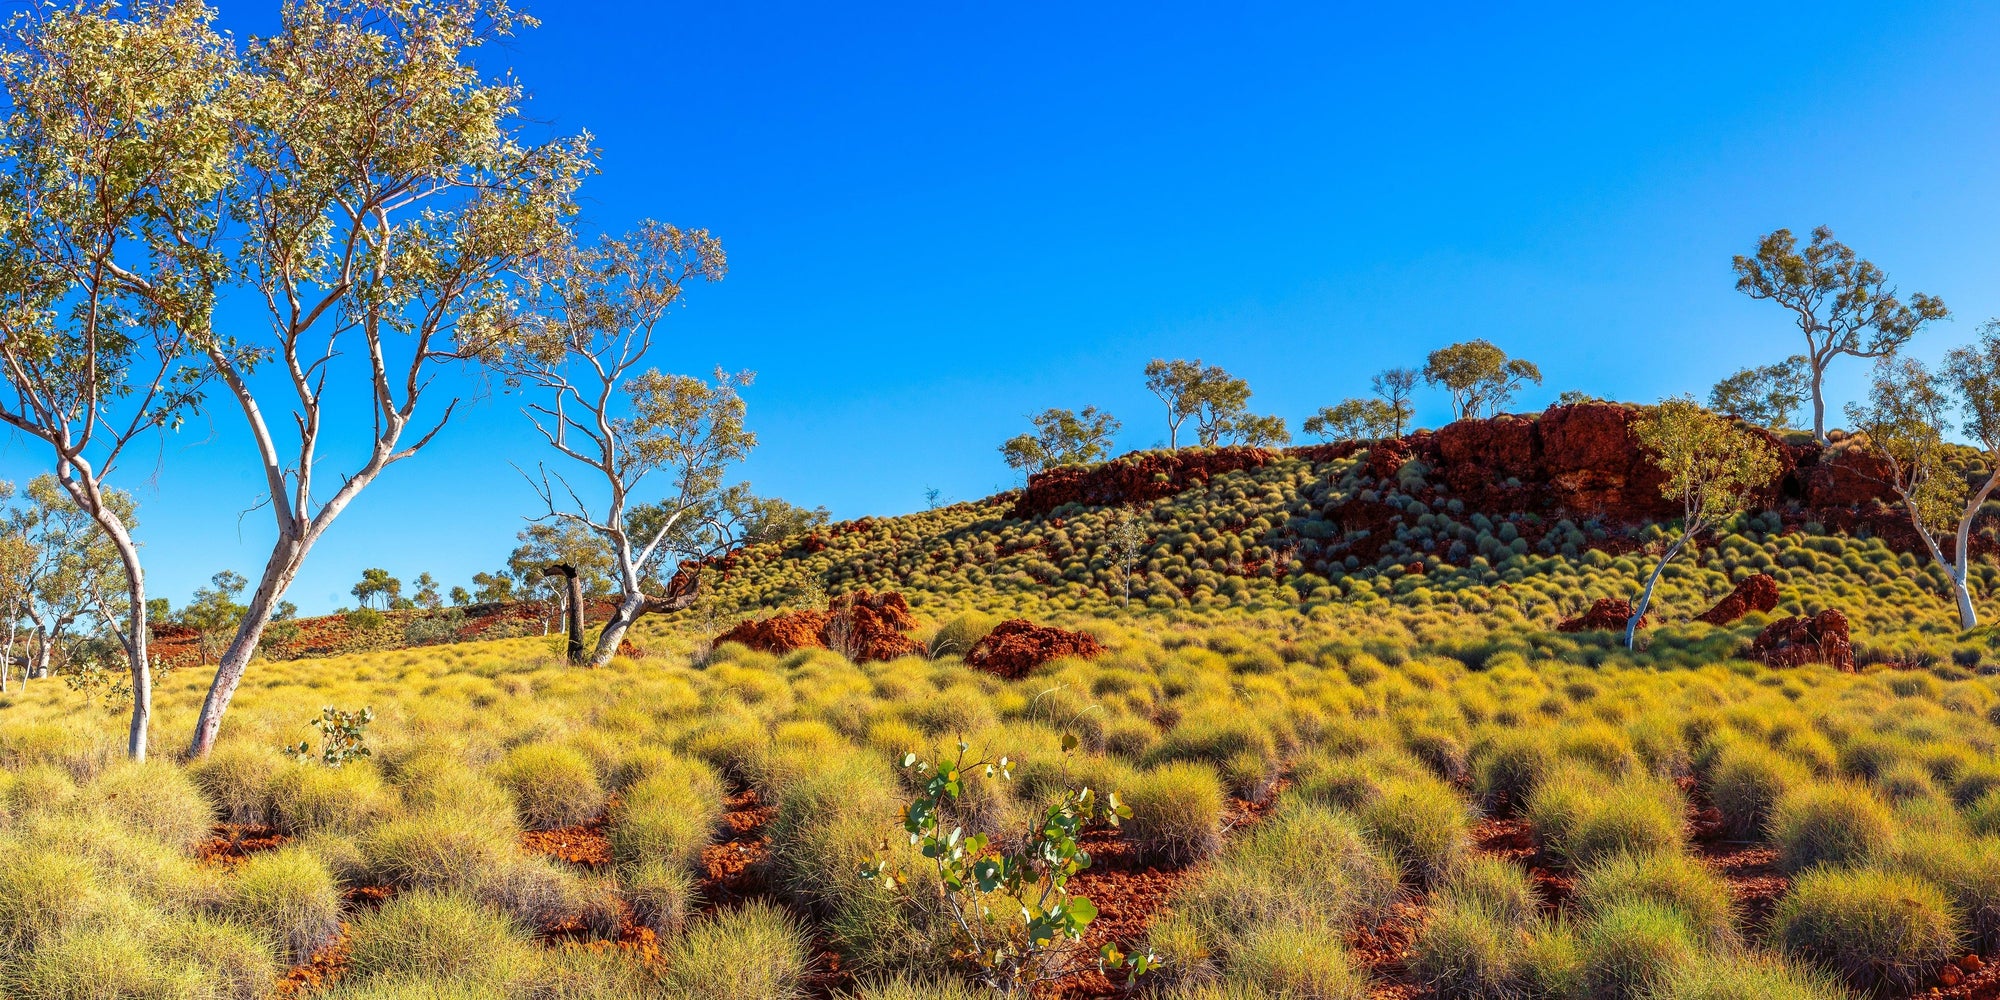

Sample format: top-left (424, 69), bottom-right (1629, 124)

top-left (964, 620), bottom-right (1106, 679)
top-left (713, 589), bottom-right (924, 663)
top-left (1694, 573), bottom-right (1781, 626)
top-left (1750, 609), bottom-right (1854, 672)
top-left (1557, 597), bottom-right (1646, 634)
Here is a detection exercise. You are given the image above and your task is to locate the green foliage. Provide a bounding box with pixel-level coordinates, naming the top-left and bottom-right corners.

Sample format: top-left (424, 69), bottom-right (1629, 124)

top-left (1772, 781), bottom-right (1896, 873)
top-left (220, 846), bottom-right (342, 964)
top-left (1002, 407), bottom-right (1122, 473)
top-left (1123, 761), bottom-right (1225, 865)
top-left (1423, 340), bottom-right (1542, 420)
top-left (345, 889), bottom-right (538, 990)
top-left (862, 740), bottom-right (1152, 993)
top-left (490, 743), bottom-right (605, 831)
top-left (285, 706), bottom-right (376, 768)
top-left (662, 902), bottom-right (813, 1000)
top-left (1576, 900), bottom-right (1699, 1000)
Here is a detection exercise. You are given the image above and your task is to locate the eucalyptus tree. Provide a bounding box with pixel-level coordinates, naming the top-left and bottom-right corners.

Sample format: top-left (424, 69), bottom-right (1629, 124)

top-left (497, 223), bottom-right (747, 668)
top-left (1423, 340), bottom-right (1542, 420)
top-left (1845, 323), bottom-right (2000, 629)
top-left (1001, 407), bottom-right (1121, 473)
top-left (1733, 226), bottom-right (1947, 443)
top-left (186, 0), bottom-right (593, 756)
top-left (0, 4), bottom-right (231, 756)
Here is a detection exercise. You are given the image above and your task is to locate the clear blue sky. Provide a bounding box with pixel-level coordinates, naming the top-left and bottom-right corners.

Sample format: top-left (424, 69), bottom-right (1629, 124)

top-left (6, 1), bottom-right (1999, 613)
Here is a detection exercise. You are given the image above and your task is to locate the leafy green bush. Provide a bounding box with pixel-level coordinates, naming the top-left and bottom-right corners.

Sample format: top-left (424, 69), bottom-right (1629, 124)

top-left (1772, 867), bottom-right (1960, 996)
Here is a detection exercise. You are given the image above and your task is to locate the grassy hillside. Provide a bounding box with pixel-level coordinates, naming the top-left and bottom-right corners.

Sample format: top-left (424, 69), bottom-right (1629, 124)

top-left (5, 406), bottom-right (2000, 1000)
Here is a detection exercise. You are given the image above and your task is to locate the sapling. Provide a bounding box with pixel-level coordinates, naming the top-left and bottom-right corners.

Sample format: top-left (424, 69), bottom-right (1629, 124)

top-left (1626, 399), bottom-right (1780, 648)
top-left (861, 736), bottom-right (1156, 995)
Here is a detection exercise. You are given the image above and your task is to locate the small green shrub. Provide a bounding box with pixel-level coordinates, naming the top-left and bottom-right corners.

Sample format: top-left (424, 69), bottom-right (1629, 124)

top-left (1644, 954), bottom-right (1854, 1000)
top-left (491, 744), bottom-right (607, 830)
top-left (1226, 921), bottom-right (1367, 999)
top-left (1409, 902), bottom-right (1521, 1000)
top-left (1359, 776), bottom-right (1470, 887)
top-left (1436, 855), bottom-right (1540, 927)
top-left (0, 847), bottom-right (103, 953)
top-left (1560, 778), bottom-right (1684, 867)
top-left (221, 845), bottom-right (342, 963)
top-left (81, 760), bottom-right (213, 853)
top-left (191, 744), bottom-right (287, 826)
top-left (359, 810), bottom-right (511, 890)
top-left (1474, 729), bottom-right (1556, 810)
top-left (623, 859), bottom-right (696, 936)
top-left (1772, 866), bottom-right (1959, 996)
top-left (269, 760), bottom-right (393, 835)
top-left (928, 612), bottom-right (1001, 658)
top-left (1125, 762), bottom-right (1226, 865)
top-left (345, 889), bottom-right (538, 989)
top-left (1708, 740), bottom-right (1808, 839)
top-left (1576, 900), bottom-right (1698, 1000)
top-left (1573, 850), bottom-right (1734, 946)
top-left (662, 901), bottom-right (812, 1000)
top-left (1771, 781), bottom-right (1896, 873)
top-left (609, 757), bottom-right (724, 871)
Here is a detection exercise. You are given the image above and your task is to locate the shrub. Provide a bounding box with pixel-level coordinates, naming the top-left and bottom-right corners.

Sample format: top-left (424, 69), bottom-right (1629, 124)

top-left (1409, 902), bottom-right (1521, 1000)
top-left (0, 924), bottom-right (202, 999)
top-left (1125, 762), bottom-right (1226, 865)
top-left (1473, 729), bottom-right (1555, 810)
top-left (1708, 740), bottom-right (1808, 839)
top-left (1576, 900), bottom-right (1698, 1000)
top-left (1557, 778), bottom-right (1684, 867)
top-left (1147, 709), bottom-right (1279, 797)
top-left (157, 914), bottom-right (280, 1000)
top-left (1292, 747), bottom-right (1429, 811)
top-left (269, 760), bottom-right (393, 835)
top-left (1227, 921), bottom-right (1368, 999)
top-left (624, 859), bottom-right (697, 936)
top-left (491, 744), bottom-right (606, 830)
top-left (1771, 781), bottom-right (1895, 873)
top-left (662, 901), bottom-right (812, 1000)
top-left (609, 757), bottom-right (724, 871)
top-left (1644, 954), bottom-right (1854, 1000)
top-left (1359, 776), bottom-right (1470, 887)
top-left (927, 611), bottom-right (1001, 658)
top-left (345, 889), bottom-right (538, 989)
top-left (837, 976), bottom-right (990, 1000)
top-left (1890, 827), bottom-right (2000, 953)
top-left (1172, 803), bottom-right (1400, 948)
top-left (190, 744), bottom-right (287, 825)
top-left (470, 853), bottom-right (585, 931)
top-left (392, 757), bottom-right (516, 829)
top-left (81, 760), bottom-right (213, 853)
top-left (1772, 867), bottom-right (1960, 996)
top-left (1573, 850), bottom-right (1734, 946)
top-left (1436, 855), bottom-right (1540, 927)
top-left (359, 810), bottom-right (511, 890)
top-left (221, 846), bottom-right (342, 963)
top-left (1968, 788), bottom-right (2000, 837)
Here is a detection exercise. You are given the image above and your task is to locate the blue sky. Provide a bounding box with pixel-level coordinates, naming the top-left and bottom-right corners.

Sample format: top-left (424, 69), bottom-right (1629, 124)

top-left (6, 1), bottom-right (2000, 613)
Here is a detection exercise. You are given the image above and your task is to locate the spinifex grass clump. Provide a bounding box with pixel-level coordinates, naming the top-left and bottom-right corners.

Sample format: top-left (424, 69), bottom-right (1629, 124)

top-left (861, 736), bottom-right (1155, 995)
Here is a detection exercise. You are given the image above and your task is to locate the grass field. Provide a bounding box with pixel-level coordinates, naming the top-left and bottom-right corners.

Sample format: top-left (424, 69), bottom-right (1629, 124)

top-left (5, 446), bottom-right (2000, 1000)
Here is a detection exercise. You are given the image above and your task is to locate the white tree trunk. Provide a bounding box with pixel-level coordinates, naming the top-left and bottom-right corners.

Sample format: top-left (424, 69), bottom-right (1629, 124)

top-left (1627, 532), bottom-right (1688, 649)
top-left (190, 531), bottom-right (306, 757)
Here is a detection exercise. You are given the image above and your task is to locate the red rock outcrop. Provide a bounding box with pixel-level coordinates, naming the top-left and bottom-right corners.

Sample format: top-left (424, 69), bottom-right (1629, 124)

top-left (713, 590), bottom-right (923, 663)
top-left (964, 619), bottom-right (1106, 679)
top-left (1015, 448), bottom-right (1280, 517)
top-left (1694, 573), bottom-right (1781, 625)
top-left (1750, 609), bottom-right (1854, 671)
top-left (1557, 597), bottom-right (1646, 634)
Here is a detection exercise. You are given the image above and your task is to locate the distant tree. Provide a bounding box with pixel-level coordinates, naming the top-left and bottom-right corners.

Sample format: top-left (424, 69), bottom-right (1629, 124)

top-left (1190, 373), bottom-right (1253, 448)
top-left (1304, 399), bottom-right (1400, 442)
top-left (924, 487), bottom-right (943, 510)
top-left (9, 476), bottom-right (135, 682)
top-left (350, 569), bottom-right (402, 612)
top-left (1000, 407), bottom-right (1122, 473)
top-left (507, 523), bottom-right (617, 602)
top-left (1220, 413), bottom-right (1290, 447)
top-left (272, 601), bottom-right (297, 622)
top-left (1709, 356), bottom-right (1810, 429)
top-left (1627, 398), bottom-right (1781, 648)
top-left (1423, 340), bottom-right (1543, 420)
top-left (628, 485), bottom-right (828, 595)
top-left (1733, 226), bottom-right (1948, 444)
top-left (497, 224), bottom-right (747, 668)
top-left (0, 487), bottom-right (30, 693)
top-left (180, 572), bottom-right (248, 666)
top-left (412, 573), bottom-right (443, 611)
top-left (1143, 359), bottom-right (1203, 450)
top-left (1370, 368), bottom-right (1418, 436)
top-left (471, 571), bottom-right (516, 605)
top-left (1844, 324), bottom-right (2000, 629)
top-left (1110, 507), bottom-right (1147, 608)
top-left (449, 586), bottom-right (472, 608)
top-left (1145, 359), bottom-right (1257, 449)
top-left (1556, 390), bottom-right (1600, 406)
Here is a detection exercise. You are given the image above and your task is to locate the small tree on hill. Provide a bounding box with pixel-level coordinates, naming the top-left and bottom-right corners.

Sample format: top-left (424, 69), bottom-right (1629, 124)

top-left (1143, 359), bottom-right (1202, 449)
top-left (498, 224), bottom-right (750, 668)
top-left (1627, 398), bottom-right (1781, 648)
top-left (1219, 412), bottom-right (1290, 447)
top-left (1371, 367), bottom-right (1418, 436)
top-left (1844, 324), bottom-right (2000, 629)
top-left (1423, 340), bottom-right (1542, 420)
top-left (180, 572), bottom-right (248, 666)
top-left (350, 569), bottom-right (402, 611)
top-left (1304, 399), bottom-right (1400, 441)
top-left (1000, 407), bottom-right (1121, 473)
top-left (1709, 356), bottom-right (1809, 429)
top-left (1145, 358), bottom-right (1256, 449)
top-left (1732, 226), bottom-right (1948, 444)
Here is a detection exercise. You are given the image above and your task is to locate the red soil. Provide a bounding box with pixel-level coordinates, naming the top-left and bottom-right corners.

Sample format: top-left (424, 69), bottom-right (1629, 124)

top-left (520, 810), bottom-right (615, 867)
top-left (195, 823), bottom-right (290, 867)
top-left (697, 788), bottom-right (778, 909)
top-left (1750, 609), bottom-right (1855, 671)
top-left (713, 590), bottom-right (925, 663)
top-left (272, 928), bottom-right (352, 999)
top-left (1693, 573), bottom-right (1781, 626)
top-left (1555, 598), bottom-right (1645, 635)
top-left (964, 620), bottom-right (1107, 679)
top-left (1016, 448), bottom-right (1283, 517)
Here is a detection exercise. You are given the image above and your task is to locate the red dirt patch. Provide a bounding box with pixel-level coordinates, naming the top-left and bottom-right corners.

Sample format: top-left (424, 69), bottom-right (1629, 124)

top-left (964, 620), bottom-right (1107, 679)
top-left (1556, 598), bottom-right (1645, 635)
top-left (195, 823), bottom-right (289, 867)
top-left (1016, 448), bottom-right (1281, 518)
top-left (1693, 573), bottom-right (1781, 626)
top-left (521, 810), bottom-right (614, 868)
top-left (697, 788), bottom-right (778, 909)
top-left (272, 927), bottom-right (351, 999)
top-left (1750, 608), bottom-right (1855, 671)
